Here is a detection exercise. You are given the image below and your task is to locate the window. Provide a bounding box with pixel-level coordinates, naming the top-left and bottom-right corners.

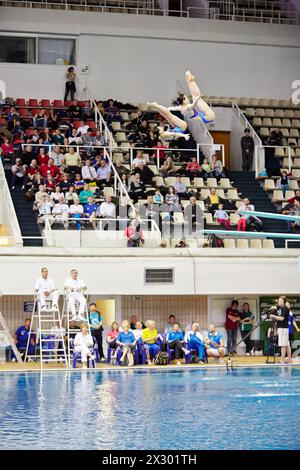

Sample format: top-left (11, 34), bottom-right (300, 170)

top-left (0, 36), bottom-right (35, 64)
top-left (38, 38), bottom-right (76, 65)
top-left (0, 35), bottom-right (76, 65)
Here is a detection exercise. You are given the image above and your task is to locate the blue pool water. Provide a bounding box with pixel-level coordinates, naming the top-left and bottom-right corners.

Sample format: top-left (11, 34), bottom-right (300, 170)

top-left (0, 367), bottom-right (299, 450)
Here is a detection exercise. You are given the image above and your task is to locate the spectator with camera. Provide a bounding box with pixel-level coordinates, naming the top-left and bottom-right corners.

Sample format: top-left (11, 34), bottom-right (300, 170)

top-left (269, 296), bottom-right (292, 364)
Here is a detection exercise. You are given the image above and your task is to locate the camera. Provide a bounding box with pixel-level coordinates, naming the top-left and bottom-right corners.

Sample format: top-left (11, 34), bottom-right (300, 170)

top-left (261, 305), bottom-right (277, 321)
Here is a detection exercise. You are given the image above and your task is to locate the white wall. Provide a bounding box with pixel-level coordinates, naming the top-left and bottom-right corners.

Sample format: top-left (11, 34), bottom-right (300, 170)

top-left (0, 8), bottom-right (300, 102)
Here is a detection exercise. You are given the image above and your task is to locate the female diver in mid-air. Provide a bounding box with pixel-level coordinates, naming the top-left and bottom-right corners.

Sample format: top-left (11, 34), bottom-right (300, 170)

top-left (147, 70), bottom-right (215, 140)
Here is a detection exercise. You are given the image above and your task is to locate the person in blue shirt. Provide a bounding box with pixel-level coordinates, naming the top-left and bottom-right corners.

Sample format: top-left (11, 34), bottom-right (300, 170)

top-left (84, 196), bottom-right (99, 230)
top-left (166, 323), bottom-right (190, 365)
top-left (116, 320), bottom-right (136, 366)
top-left (14, 318), bottom-right (35, 360)
top-left (184, 323), bottom-right (205, 364)
top-left (286, 301), bottom-right (300, 349)
top-left (205, 324), bottom-right (225, 361)
top-left (88, 303), bottom-right (105, 361)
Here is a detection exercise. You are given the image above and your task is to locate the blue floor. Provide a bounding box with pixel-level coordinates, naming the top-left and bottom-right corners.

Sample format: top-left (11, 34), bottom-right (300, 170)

top-left (0, 367), bottom-right (299, 450)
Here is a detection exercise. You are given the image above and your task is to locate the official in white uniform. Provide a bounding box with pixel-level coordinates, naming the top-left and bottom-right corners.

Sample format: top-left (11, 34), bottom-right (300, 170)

top-left (74, 324), bottom-right (94, 369)
top-left (34, 267), bottom-right (59, 312)
top-left (64, 269), bottom-right (87, 321)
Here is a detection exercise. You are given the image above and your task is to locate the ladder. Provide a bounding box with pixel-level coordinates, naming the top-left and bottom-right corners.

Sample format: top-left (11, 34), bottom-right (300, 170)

top-left (25, 294), bottom-right (68, 369)
top-left (61, 290), bottom-right (92, 368)
top-left (0, 311), bottom-right (23, 364)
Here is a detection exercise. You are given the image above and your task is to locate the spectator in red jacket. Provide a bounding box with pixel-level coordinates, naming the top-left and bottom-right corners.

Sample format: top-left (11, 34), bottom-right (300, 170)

top-left (225, 300), bottom-right (241, 356)
top-left (40, 158), bottom-right (60, 178)
top-left (37, 148), bottom-right (49, 166)
top-left (1, 137), bottom-right (14, 160)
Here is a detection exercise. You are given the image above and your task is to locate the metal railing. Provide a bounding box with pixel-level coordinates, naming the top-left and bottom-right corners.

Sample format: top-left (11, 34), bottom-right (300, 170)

top-left (91, 99), bottom-right (117, 149)
top-left (2, 0), bottom-right (299, 23)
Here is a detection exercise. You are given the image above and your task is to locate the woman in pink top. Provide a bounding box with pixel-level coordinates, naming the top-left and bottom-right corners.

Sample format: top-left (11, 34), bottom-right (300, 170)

top-left (125, 218), bottom-right (144, 248)
top-left (106, 321), bottom-right (119, 349)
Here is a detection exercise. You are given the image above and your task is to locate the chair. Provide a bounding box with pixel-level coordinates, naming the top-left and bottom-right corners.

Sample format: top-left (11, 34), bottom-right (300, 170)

top-left (252, 117), bottom-right (262, 127)
top-left (111, 121), bottom-right (122, 131)
top-left (290, 129), bottom-right (299, 138)
top-left (224, 238), bottom-right (236, 249)
top-left (262, 118), bottom-right (272, 127)
top-left (255, 109), bottom-right (265, 117)
top-left (53, 100), bottom-right (63, 108)
top-left (120, 112), bottom-right (129, 121)
top-left (264, 179), bottom-right (275, 191)
top-left (40, 99), bottom-right (50, 108)
top-left (263, 239), bottom-right (274, 249)
top-left (260, 128), bottom-right (269, 137)
top-left (216, 189), bottom-right (225, 199)
top-left (204, 213), bottom-right (213, 224)
top-left (272, 118), bottom-right (282, 127)
top-left (229, 213), bottom-right (239, 225)
top-left (219, 178), bottom-right (232, 189)
top-left (165, 176), bottom-right (176, 187)
top-left (193, 177), bottom-right (205, 188)
top-left (285, 110), bottom-right (294, 118)
top-left (207, 178), bottom-right (218, 188)
top-left (292, 119), bottom-right (300, 128)
top-left (153, 176), bottom-right (164, 187)
top-left (275, 147), bottom-right (285, 158)
top-left (274, 109), bottom-right (284, 117)
top-left (115, 132), bottom-right (127, 143)
top-left (19, 108), bottom-right (30, 117)
top-left (227, 189), bottom-right (240, 200)
top-left (282, 119), bottom-right (291, 128)
top-left (28, 99), bottom-right (39, 107)
top-left (272, 190), bottom-right (284, 201)
top-left (237, 239), bottom-right (249, 249)
top-left (16, 98), bottom-right (26, 107)
top-left (250, 239), bottom-right (262, 249)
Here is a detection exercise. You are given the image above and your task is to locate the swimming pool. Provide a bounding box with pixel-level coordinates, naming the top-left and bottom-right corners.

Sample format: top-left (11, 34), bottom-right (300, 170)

top-left (0, 367), bottom-right (299, 450)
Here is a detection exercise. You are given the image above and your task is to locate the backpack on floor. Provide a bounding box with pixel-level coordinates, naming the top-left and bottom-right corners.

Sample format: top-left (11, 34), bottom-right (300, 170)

top-left (154, 351), bottom-right (168, 366)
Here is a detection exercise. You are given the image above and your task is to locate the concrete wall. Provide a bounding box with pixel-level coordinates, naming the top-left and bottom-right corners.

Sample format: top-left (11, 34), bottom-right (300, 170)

top-left (0, 8), bottom-right (300, 103)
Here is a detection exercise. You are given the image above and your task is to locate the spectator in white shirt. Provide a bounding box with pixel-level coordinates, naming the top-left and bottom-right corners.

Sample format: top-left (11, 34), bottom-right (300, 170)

top-left (81, 159), bottom-right (97, 183)
top-left (74, 324), bottom-right (94, 369)
top-left (37, 194), bottom-right (54, 224)
top-left (69, 197), bottom-right (84, 230)
top-left (51, 196), bottom-right (70, 229)
top-left (96, 196), bottom-right (116, 230)
top-left (35, 184), bottom-right (47, 205)
top-left (64, 269), bottom-right (87, 321)
top-left (69, 128), bottom-right (82, 145)
top-left (34, 267), bottom-right (59, 312)
top-left (132, 150), bottom-right (146, 169)
top-left (76, 120), bottom-right (89, 136)
top-left (50, 186), bottom-right (65, 204)
top-left (50, 146), bottom-right (65, 167)
top-left (184, 322), bottom-right (205, 364)
top-left (96, 159), bottom-right (111, 187)
top-left (11, 157), bottom-right (27, 190)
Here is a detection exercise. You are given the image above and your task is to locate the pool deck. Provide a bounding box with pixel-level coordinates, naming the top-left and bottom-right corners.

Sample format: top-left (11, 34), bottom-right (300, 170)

top-left (1, 356), bottom-right (299, 372)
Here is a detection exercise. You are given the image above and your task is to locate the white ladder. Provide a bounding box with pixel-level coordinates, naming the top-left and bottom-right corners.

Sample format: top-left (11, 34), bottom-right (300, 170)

top-left (61, 291), bottom-right (92, 368)
top-left (0, 311), bottom-right (23, 364)
top-left (25, 294), bottom-right (68, 369)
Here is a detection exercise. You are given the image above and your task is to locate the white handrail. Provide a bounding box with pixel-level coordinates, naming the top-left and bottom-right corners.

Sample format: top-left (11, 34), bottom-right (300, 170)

top-left (0, 160), bottom-right (23, 246)
top-left (232, 103), bottom-right (262, 146)
top-left (91, 99), bottom-right (117, 149)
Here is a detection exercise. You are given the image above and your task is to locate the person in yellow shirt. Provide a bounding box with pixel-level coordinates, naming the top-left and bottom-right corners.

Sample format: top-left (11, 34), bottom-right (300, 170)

top-left (206, 188), bottom-right (220, 214)
top-left (142, 320), bottom-right (159, 365)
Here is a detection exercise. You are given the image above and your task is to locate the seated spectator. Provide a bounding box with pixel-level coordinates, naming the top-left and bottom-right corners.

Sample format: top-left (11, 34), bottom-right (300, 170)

top-left (88, 302), bottom-right (105, 361)
top-left (45, 175), bottom-right (56, 192)
top-left (106, 321), bottom-right (119, 350)
top-left (205, 324), bottom-right (225, 360)
top-left (65, 185), bottom-right (77, 205)
top-left (185, 196), bottom-right (203, 233)
top-left (125, 218), bottom-right (144, 247)
top-left (97, 159), bottom-right (111, 187)
top-left (97, 196), bottom-right (116, 230)
top-left (92, 129), bottom-right (106, 147)
top-left (167, 323), bottom-right (190, 365)
top-left (47, 108), bottom-right (59, 131)
top-left (82, 159), bottom-right (97, 183)
top-left (74, 173), bottom-right (85, 191)
top-left (6, 106), bottom-right (19, 128)
top-left (276, 171), bottom-right (290, 198)
top-left (79, 183), bottom-right (94, 205)
top-left (37, 147), bottom-right (49, 166)
top-left (160, 156), bottom-right (176, 178)
top-left (142, 320), bottom-right (159, 365)
top-left (50, 185), bottom-right (65, 204)
top-left (154, 188), bottom-right (164, 204)
top-left (132, 150), bottom-right (146, 169)
top-left (201, 158), bottom-right (213, 179)
top-left (153, 140), bottom-right (167, 161)
top-left (35, 184), bottom-right (48, 205)
top-left (76, 120), bottom-right (89, 136)
top-left (81, 101), bottom-right (93, 120)
top-left (130, 315), bottom-right (146, 330)
top-left (74, 324), bottom-right (95, 369)
top-left (129, 173), bottom-right (145, 203)
top-left (285, 199), bottom-right (300, 232)
top-left (1, 137), bottom-right (14, 161)
top-left (40, 158), bottom-right (60, 179)
top-left (173, 175), bottom-right (189, 200)
top-left (68, 128), bottom-right (82, 145)
top-left (116, 320), bottom-right (136, 366)
top-left (236, 198), bottom-right (262, 232)
top-left (164, 186), bottom-right (180, 212)
top-left (59, 173), bottom-right (71, 192)
top-left (28, 128), bottom-right (40, 146)
top-left (206, 188), bottom-right (221, 214)
top-left (115, 160), bottom-right (129, 180)
top-left (268, 127), bottom-right (283, 147)
top-left (25, 159), bottom-right (40, 187)
top-left (70, 197), bottom-right (84, 230)
top-left (105, 99), bottom-right (121, 123)
top-left (214, 203), bottom-right (230, 230)
top-left (84, 196), bottom-right (98, 230)
top-left (51, 129), bottom-right (65, 146)
top-left (211, 154), bottom-right (226, 178)
top-left (37, 194), bottom-right (54, 224)
top-left (82, 128), bottom-right (94, 157)
top-left (51, 145), bottom-right (65, 168)
top-left (186, 157), bottom-right (202, 179)
top-left (132, 321), bottom-right (144, 358)
top-left (64, 147), bottom-right (81, 175)
top-left (11, 119), bottom-right (25, 144)
top-left (51, 195), bottom-right (70, 229)
top-left (184, 323), bottom-right (205, 364)
top-left (14, 318), bottom-right (35, 360)
top-left (164, 314), bottom-right (177, 335)
top-left (68, 99), bottom-right (82, 121)
top-left (29, 172), bottom-right (43, 193)
top-left (22, 145), bottom-right (35, 166)
top-left (33, 109), bottom-right (47, 128)
top-left (119, 173), bottom-right (130, 193)
top-left (134, 162), bottom-right (154, 186)
top-left (11, 157), bottom-right (27, 190)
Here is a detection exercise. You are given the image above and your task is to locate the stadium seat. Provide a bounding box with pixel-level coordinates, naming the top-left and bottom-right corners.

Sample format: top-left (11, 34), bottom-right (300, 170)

top-left (252, 117), bottom-right (262, 127)
top-left (237, 239), bottom-right (249, 249)
top-left (275, 147), bottom-right (285, 158)
top-left (207, 178), bottom-right (218, 188)
top-left (111, 121), bottom-right (122, 131)
top-left (224, 239), bottom-right (235, 249)
top-left (262, 118), bottom-right (272, 126)
top-left (219, 178), bottom-right (232, 189)
top-left (193, 177), bottom-right (205, 188)
top-left (250, 239), bottom-right (262, 249)
top-left (165, 177), bottom-right (176, 187)
top-left (263, 239), bottom-right (275, 249)
top-left (229, 213), bottom-right (239, 225)
top-left (53, 100), bottom-right (63, 108)
top-left (255, 109), bottom-right (265, 117)
top-left (40, 99), bottom-right (50, 107)
top-left (28, 99), bottom-right (39, 107)
top-left (264, 179), bottom-right (275, 191)
top-left (272, 118), bottom-right (282, 127)
top-left (16, 98), bottom-right (26, 106)
top-left (19, 108), bottom-right (30, 117)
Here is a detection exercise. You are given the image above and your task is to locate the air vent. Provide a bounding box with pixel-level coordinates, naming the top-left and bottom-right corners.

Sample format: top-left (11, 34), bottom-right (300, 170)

top-left (144, 268), bottom-right (174, 284)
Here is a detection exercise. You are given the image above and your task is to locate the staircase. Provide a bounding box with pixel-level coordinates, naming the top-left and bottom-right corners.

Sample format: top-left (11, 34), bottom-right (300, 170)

top-left (5, 170), bottom-right (43, 247)
top-left (230, 171), bottom-right (287, 248)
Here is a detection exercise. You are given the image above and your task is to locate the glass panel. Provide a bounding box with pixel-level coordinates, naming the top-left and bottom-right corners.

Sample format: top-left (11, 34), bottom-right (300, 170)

top-left (38, 38), bottom-right (76, 65)
top-left (0, 36), bottom-right (35, 64)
